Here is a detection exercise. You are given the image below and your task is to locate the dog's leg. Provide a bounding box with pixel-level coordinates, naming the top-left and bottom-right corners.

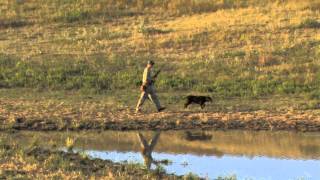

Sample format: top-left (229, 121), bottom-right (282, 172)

top-left (184, 102), bottom-right (190, 108)
top-left (201, 103), bottom-right (205, 109)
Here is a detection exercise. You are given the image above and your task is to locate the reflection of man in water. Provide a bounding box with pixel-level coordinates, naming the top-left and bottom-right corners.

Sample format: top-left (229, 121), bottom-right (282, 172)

top-left (137, 131), bottom-right (161, 169)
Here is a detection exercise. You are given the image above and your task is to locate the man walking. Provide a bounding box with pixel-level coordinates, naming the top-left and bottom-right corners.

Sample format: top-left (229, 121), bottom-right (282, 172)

top-left (135, 61), bottom-right (165, 113)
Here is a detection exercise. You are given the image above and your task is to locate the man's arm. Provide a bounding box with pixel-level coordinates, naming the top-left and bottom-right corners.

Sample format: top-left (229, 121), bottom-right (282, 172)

top-left (150, 69), bottom-right (161, 85)
top-left (152, 70), bottom-right (161, 79)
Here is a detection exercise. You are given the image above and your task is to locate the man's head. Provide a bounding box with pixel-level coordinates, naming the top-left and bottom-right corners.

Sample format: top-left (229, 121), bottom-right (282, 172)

top-left (147, 60), bottom-right (155, 68)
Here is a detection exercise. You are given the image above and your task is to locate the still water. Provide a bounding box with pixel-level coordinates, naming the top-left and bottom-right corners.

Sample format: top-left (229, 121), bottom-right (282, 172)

top-left (4, 130), bottom-right (320, 179)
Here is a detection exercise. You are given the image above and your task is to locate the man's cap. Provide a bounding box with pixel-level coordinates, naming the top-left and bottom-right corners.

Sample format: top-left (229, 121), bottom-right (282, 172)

top-left (148, 60), bottom-right (155, 65)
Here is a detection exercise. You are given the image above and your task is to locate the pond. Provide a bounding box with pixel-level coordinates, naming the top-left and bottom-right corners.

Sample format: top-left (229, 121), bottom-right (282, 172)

top-left (3, 130), bottom-right (320, 179)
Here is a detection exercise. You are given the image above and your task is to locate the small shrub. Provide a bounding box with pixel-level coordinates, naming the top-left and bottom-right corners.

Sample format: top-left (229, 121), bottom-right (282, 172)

top-left (277, 81), bottom-right (296, 94)
top-left (0, 139), bottom-right (11, 157)
top-left (299, 19), bottom-right (320, 29)
top-left (215, 174), bottom-right (237, 180)
top-left (308, 90), bottom-right (320, 100)
top-left (258, 55), bottom-right (281, 66)
top-left (139, 27), bottom-right (172, 36)
top-left (59, 10), bottom-right (91, 23)
top-left (184, 172), bottom-right (201, 180)
top-left (153, 165), bottom-right (166, 176)
top-left (221, 51), bottom-right (246, 59)
top-left (138, 19), bottom-right (172, 36)
top-left (79, 151), bottom-right (89, 159)
top-left (0, 19), bottom-right (29, 29)
top-left (307, 2), bottom-right (320, 11)
top-left (65, 137), bottom-right (75, 152)
top-left (44, 154), bottom-right (71, 170)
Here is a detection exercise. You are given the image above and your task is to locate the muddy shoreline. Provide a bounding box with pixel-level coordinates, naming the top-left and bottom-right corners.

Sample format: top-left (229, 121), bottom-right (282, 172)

top-left (1, 111), bottom-right (320, 132)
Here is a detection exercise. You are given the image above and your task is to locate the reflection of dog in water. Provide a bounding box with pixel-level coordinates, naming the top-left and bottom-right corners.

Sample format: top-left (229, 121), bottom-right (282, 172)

top-left (184, 95), bottom-right (212, 109)
top-left (184, 131), bottom-right (212, 141)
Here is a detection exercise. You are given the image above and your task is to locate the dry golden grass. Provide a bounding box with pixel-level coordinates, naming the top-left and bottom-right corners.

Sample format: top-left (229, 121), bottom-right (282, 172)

top-left (0, 0), bottom-right (319, 61)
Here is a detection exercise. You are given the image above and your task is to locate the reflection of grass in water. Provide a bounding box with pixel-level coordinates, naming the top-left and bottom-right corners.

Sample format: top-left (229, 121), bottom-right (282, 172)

top-left (5, 130), bottom-right (320, 161)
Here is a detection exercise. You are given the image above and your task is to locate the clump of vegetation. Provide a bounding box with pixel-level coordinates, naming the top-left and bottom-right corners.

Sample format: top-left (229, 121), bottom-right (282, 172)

top-left (0, 19), bottom-right (29, 28)
top-left (153, 165), bottom-right (167, 177)
top-left (184, 172), bottom-right (201, 180)
top-left (216, 174), bottom-right (237, 180)
top-left (58, 10), bottom-right (91, 23)
top-left (299, 18), bottom-right (320, 28)
top-left (65, 137), bottom-right (75, 152)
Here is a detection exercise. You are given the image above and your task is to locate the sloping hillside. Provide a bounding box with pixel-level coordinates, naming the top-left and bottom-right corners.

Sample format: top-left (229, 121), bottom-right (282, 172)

top-left (0, 0), bottom-right (319, 99)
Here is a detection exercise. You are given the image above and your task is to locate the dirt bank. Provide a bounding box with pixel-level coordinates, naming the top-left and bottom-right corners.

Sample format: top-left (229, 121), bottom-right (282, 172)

top-left (1, 110), bottom-right (320, 132)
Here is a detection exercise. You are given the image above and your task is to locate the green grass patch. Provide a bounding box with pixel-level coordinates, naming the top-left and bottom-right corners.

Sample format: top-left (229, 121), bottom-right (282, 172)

top-left (1, 39), bottom-right (320, 99)
top-left (59, 10), bottom-right (91, 23)
top-left (299, 18), bottom-right (320, 29)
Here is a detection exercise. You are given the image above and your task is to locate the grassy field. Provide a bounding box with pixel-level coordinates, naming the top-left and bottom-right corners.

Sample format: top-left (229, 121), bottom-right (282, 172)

top-left (0, 0), bottom-right (319, 100)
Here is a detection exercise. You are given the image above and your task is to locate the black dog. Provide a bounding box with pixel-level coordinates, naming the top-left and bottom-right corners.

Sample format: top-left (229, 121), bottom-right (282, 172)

top-left (184, 95), bottom-right (212, 109)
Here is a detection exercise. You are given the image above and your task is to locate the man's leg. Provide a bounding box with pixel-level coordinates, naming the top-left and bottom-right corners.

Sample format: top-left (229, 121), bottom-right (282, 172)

top-left (148, 90), bottom-right (162, 111)
top-left (136, 92), bottom-right (148, 112)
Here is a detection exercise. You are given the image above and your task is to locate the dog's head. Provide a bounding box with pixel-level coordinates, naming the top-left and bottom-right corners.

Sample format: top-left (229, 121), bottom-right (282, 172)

top-left (206, 96), bottom-right (212, 102)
